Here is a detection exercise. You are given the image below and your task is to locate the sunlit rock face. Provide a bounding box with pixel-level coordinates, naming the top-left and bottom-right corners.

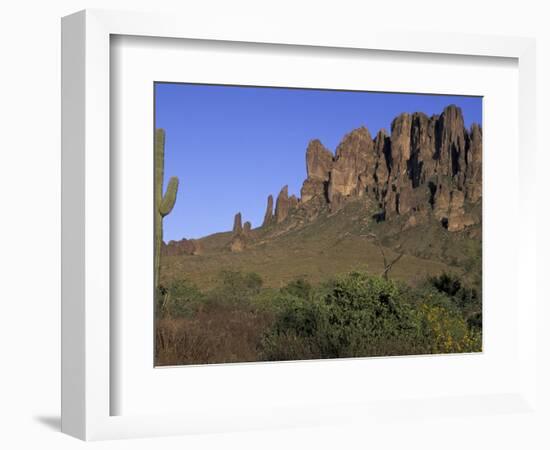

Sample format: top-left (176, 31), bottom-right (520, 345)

top-left (258, 104), bottom-right (484, 232)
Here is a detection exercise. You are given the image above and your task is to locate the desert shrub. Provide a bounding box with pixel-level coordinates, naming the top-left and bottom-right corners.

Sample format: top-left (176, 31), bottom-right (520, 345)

top-left (155, 317), bottom-right (216, 365)
top-left (261, 272), bottom-right (428, 360)
top-left (248, 288), bottom-right (279, 312)
top-left (429, 272), bottom-right (462, 296)
top-left (428, 272), bottom-right (482, 330)
top-left (250, 278), bottom-right (313, 317)
top-left (258, 291), bottom-right (326, 361)
top-left (260, 271), bottom-right (483, 361)
top-left (155, 279), bottom-right (203, 318)
top-left (403, 283), bottom-right (459, 314)
top-left (201, 270), bottom-right (264, 310)
top-left (281, 278), bottom-right (313, 300)
top-left (217, 270), bottom-right (262, 298)
top-left (158, 270), bottom-right (482, 365)
top-left (218, 270), bottom-right (263, 294)
top-left (467, 312), bottom-right (483, 332)
top-left (269, 293), bottom-right (321, 337)
top-left (319, 272), bottom-right (425, 357)
top-left (165, 278), bottom-right (204, 317)
top-left (417, 304), bottom-right (481, 353)
top-left (259, 331), bottom-right (321, 361)
top-left (463, 246), bottom-right (482, 290)
top-left (429, 272), bottom-right (479, 307)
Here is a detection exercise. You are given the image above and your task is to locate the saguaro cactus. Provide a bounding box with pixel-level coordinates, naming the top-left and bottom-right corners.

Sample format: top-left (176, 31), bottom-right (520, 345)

top-left (155, 128), bottom-right (179, 290)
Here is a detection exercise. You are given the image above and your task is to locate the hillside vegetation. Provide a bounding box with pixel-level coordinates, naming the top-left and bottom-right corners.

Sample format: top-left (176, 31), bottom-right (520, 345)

top-left (160, 200), bottom-right (481, 290)
top-left (156, 270), bottom-right (481, 365)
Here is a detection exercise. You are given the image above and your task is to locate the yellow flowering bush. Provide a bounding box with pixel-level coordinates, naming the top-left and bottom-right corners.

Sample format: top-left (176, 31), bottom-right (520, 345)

top-left (419, 303), bottom-right (482, 353)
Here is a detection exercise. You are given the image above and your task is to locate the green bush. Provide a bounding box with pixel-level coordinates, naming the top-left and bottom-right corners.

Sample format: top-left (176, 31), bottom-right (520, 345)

top-left (259, 271), bottom-right (482, 361)
top-left (202, 270), bottom-right (264, 310)
top-left (428, 272), bottom-right (482, 330)
top-left (258, 291), bottom-right (326, 361)
top-left (281, 278), bottom-right (313, 300)
top-left (403, 283), bottom-right (459, 314)
top-left (429, 272), bottom-right (480, 308)
top-left (261, 273), bottom-right (423, 360)
top-left (216, 270), bottom-right (263, 297)
top-left (163, 279), bottom-right (204, 317)
top-left (159, 270), bottom-right (482, 362)
top-left (320, 272), bottom-right (424, 357)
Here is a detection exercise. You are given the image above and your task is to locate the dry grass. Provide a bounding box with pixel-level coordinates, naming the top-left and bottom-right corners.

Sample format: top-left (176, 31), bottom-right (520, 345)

top-left (155, 306), bottom-right (273, 366)
top-left (160, 200), bottom-right (474, 290)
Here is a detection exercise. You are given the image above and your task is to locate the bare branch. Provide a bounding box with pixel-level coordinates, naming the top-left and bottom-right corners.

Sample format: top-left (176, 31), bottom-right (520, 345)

top-left (363, 232), bottom-right (405, 280)
top-left (381, 252), bottom-right (404, 279)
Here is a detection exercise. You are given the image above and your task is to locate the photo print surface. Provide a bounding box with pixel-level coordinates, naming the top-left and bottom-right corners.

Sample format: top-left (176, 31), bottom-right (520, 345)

top-left (154, 83), bottom-right (482, 366)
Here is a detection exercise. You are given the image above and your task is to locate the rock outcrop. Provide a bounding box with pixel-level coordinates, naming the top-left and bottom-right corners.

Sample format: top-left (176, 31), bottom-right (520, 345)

top-left (275, 185), bottom-right (290, 223)
top-left (465, 124), bottom-right (482, 203)
top-left (306, 139), bottom-right (334, 181)
top-left (230, 212), bottom-right (248, 252)
top-left (301, 140), bottom-right (333, 203)
top-left (298, 104), bottom-right (480, 231)
top-left (262, 195), bottom-right (274, 227)
top-left (174, 105), bottom-right (480, 259)
top-left (328, 127), bottom-right (374, 207)
top-left (232, 105), bottom-right (481, 236)
top-left (232, 212), bottom-right (243, 234)
top-left (162, 239), bottom-right (201, 256)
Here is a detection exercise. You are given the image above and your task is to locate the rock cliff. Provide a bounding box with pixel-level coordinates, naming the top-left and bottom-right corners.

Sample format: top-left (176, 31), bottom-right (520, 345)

top-left (268, 104), bottom-right (482, 233)
top-left (262, 194), bottom-right (274, 226)
top-left (166, 104), bottom-right (481, 254)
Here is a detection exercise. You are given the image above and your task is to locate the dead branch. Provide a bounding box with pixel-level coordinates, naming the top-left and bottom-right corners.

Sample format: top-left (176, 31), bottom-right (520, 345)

top-left (363, 232), bottom-right (406, 280)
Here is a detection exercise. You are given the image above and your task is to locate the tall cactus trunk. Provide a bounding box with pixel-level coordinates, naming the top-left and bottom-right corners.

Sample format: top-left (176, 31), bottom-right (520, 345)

top-left (155, 129), bottom-right (179, 291)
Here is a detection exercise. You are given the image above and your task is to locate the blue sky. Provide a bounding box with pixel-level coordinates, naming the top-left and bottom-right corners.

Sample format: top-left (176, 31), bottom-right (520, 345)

top-left (155, 83), bottom-right (482, 241)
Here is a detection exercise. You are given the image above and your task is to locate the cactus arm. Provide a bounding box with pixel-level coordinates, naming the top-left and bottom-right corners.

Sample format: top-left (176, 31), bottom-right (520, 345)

top-left (159, 177), bottom-right (179, 216)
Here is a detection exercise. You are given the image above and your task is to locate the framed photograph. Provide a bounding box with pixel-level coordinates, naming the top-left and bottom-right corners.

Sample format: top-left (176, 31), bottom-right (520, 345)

top-left (152, 83), bottom-right (484, 368)
top-left (62, 9), bottom-right (538, 441)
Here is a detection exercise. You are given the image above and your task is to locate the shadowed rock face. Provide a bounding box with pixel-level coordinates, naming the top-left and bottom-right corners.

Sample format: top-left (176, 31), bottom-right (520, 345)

top-left (232, 212), bottom-right (243, 234)
top-left (372, 129), bottom-right (391, 203)
top-left (436, 105), bottom-right (467, 185)
top-left (465, 123), bottom-right (482, 203)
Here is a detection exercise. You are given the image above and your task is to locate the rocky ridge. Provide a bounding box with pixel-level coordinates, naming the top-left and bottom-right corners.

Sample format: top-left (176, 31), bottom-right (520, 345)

top-left (165, 105), bottom-right (481, 254)
top-left (262, 104), bottom-right (482, 235)
top-left (162, 238), bottom-right (202, 256)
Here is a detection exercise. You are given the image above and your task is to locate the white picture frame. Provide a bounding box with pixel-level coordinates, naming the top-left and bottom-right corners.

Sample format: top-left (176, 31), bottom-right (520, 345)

top-left (61, 9), bottom-right (539, 441)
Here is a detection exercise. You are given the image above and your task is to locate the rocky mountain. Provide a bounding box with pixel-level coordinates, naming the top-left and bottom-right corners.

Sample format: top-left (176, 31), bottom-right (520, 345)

top-left (224, 104), bottom-right (481, 250)
top-left (164, 105), bottom-right (481, 258)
